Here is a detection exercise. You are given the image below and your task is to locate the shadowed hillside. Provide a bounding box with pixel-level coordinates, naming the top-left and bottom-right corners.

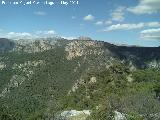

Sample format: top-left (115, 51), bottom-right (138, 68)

top-left (0, 38), bottom-right (15, 53)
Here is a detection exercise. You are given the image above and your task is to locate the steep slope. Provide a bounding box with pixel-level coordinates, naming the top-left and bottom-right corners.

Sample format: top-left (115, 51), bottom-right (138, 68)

top-left (63, 64), bottom-right (160, 120)
top-left (0, 38), bottom-right (159, 120)
top-left (106, 43), bottom-right (160, 69)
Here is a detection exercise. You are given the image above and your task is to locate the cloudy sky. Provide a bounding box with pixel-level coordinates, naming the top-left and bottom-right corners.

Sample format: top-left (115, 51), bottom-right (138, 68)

top-left (0, 0), bottom-right (160, 46)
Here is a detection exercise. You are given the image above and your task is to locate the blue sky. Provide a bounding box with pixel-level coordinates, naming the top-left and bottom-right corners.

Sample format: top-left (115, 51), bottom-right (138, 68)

top-left (0, 0), bottom-right (160, 46)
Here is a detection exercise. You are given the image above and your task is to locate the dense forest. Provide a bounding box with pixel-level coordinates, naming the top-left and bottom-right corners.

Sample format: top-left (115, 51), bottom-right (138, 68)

top-left (0, 38), bottom-right (160, 120)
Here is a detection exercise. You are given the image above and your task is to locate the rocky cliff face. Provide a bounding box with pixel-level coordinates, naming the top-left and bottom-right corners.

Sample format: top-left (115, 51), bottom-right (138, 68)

top-left (1, 38), bottom-right (159, 69)
top-left (12, 38), bottom-right (59, 53)
top-left (65, 40), bottom-right (104, 60)
top-left (1, 37), bottom-right (159, 69)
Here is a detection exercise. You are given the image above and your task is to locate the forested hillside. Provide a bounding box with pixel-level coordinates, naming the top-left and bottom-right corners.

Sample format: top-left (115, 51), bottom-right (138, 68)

top-left (0, 38), bottom-right (160, 120)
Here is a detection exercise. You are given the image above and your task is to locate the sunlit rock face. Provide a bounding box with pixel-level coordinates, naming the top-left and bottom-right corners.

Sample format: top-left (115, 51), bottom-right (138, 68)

top-left (0, 62), bottom-right (6, 70)
top-left (147, 60), bottom-right (160, 69)
top-left (65, 40), bottom-right (104, 60)
top-left (13, 38), bottom-right (58, 53)
top-left (56, 110), bottom-right (91, 120)
top-left (114, 111), bottom-right (127, 120)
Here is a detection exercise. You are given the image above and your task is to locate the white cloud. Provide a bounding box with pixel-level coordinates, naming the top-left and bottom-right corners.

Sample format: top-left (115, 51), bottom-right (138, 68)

top-left (111, 7), bottom-right (125, 22)
top-left (103, 22), bottom-right (160, 31)
top-left (105, 20), bottom-right (112, 25)
top-left (62, 36), bottom-right (76, 40)
top-left (127, 0), bottom-right (160, 14)
top-left (35, 30), bottom-right (56, 38)
top-left (45, 30), bottom-right (55, 35)
top-left (1, 30), bottom-right (56, 39)
top-left (95, 21), bottom-right (103, 25)
top-left (140, 28), bottom-right (160, 40)
top-left (6, 32), bottom-right (32, 39)
top-left (34, 11), bottom-right (46, 16)
top-left (104, 23), bottom-right (144, 31)
top-left (36, 30), bottom-right (55, 35)
top-left (83, 14), bottom-right (95, 21)
top-left (146, 22), bottom-right (160, 27)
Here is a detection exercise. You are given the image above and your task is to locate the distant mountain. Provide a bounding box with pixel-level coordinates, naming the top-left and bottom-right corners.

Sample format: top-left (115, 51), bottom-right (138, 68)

top-left (0, 38), bottom-right (15, 53)
top-left (0, 38), bottom-right (160, 120)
